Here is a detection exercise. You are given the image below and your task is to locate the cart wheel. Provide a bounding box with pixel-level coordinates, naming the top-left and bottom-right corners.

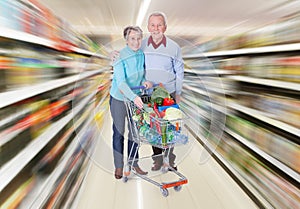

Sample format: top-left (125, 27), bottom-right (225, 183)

top-left (160, 188), bottom-right (169, 197)
top-left (122, 176), bottom-right (128, 183)
top-left (174, 185), bottom-right (182, 192)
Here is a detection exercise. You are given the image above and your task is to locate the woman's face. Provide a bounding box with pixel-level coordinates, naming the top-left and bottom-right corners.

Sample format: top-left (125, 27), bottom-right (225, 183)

top-left (126, 30), bottom-right (142, 51)
top-left (147, 15), bottom-right (166, 41)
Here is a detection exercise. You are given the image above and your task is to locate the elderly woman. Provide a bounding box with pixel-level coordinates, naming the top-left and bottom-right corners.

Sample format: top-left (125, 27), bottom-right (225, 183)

top-left (110, 26), bottom-right (152, 179)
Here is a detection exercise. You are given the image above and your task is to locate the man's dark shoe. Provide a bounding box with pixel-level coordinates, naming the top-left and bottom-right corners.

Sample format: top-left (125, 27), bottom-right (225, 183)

top-left (168, 165), bottom-right (177, 171)
top-left (168, 163), bottom-right (178, 171)
top-left (114, 168), bottom-right (123, 179)
top-left (133, 166), bottom-right (148, 175)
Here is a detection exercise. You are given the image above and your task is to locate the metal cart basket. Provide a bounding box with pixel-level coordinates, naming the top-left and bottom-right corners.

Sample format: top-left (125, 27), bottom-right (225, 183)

top-left (123, 86), bottom-right (189, 197)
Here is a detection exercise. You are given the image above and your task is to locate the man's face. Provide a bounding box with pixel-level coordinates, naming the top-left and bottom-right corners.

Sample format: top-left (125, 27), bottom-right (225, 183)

top-left (147, 15), bottom-right (166, 40)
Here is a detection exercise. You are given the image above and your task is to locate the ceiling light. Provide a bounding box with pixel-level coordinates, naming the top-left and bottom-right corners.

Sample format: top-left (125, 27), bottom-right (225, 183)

top-left (136, 0), bottom-right (151, 26)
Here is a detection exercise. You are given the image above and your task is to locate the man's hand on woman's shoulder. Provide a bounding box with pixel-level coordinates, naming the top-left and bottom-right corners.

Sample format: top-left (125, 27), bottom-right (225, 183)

top-left (110, 50), bottom-right (120, 63)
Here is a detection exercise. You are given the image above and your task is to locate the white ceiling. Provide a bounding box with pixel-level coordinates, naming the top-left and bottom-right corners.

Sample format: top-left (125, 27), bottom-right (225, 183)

top-left (39, 0), bottom-right (300, 45)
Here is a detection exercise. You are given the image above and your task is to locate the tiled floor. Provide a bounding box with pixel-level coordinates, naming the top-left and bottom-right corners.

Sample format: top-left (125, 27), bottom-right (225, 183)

top-left (75, 113), bottom-right (258, 209)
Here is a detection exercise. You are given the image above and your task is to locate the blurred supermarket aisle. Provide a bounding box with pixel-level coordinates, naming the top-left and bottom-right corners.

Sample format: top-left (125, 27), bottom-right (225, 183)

top-left (74, 112), bottom-right (258, 209)
top-left (1, 1), bottom-right (300, 208)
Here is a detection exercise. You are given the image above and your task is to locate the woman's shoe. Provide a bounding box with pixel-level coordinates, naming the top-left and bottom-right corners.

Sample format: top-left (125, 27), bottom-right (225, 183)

top-left (114, 168), bottom-right (123, 179)
top-left (133, 166), bottom-right (148, 175)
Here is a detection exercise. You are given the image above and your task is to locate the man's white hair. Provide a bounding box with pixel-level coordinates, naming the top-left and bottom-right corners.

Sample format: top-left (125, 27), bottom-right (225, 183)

top-left (147, 11), bottom-right (167, 26)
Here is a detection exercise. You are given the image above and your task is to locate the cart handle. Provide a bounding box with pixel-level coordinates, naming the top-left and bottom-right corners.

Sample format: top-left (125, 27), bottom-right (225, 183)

top-left (131, 86), bottom-right (146, 90)
top-left (130, 83), bottom-right (159, 90)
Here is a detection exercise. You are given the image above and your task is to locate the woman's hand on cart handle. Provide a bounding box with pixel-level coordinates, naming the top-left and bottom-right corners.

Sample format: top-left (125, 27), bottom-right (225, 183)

top-left (134, 96), bottom-right (144, 109)
top-left (143, 81), bottom-right (153, 89)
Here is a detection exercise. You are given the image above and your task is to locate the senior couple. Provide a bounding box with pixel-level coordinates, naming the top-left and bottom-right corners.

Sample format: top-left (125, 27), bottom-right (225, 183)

top-left (109, 11), bottom-right (184, 179)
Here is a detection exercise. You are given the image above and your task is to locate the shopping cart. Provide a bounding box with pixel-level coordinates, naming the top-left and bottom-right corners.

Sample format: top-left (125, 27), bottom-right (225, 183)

top-left (123, 85), bottom-right (189, 197)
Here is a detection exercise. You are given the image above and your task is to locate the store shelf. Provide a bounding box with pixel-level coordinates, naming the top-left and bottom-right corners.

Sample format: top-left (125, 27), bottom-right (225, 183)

top-left (183, 81), bottom-right (232, 97)
top-left (182, 99), bottom-right (210, 120)
top-left (183, 43), bottom-right (300, 58)
top-left (185, 68), bottom-right (236, 75)
top-left (0, 26), bottom-right (55, 49)
top-left (0, 69), bottom-right (105, 109)
top-left (227, 75), bottom-right (300, 92)
top-left (183, 84), bottom-right (209, 97)
top-left (0, 129), bottom-right (23, 147)
top-left (183, 87), bottom-right (227, 118)
top-left (225, 128), bottom-right (300, 183)
top-left (228, 102), bottom-right (300, 137)
top-left (224, 158), bottom-right (275, 209)
top-left (70, 46), bottom-right (108, 59)
top-left (0, 93), bottom-right (94, 192)
top-left (187, 118), bottom-right (296, 208)
top-left (186, 125), bottom-right (271, 208)
top-left (0, 27), bottom-right (107, 58)
top-left (182, 11), bottom-right (300, 208)
top-left (0, 1), bottom-right (110, 207)
top-left (27, 118), bottom-right (93, 208)
top-left (206, 85), bottom-right (235, 96)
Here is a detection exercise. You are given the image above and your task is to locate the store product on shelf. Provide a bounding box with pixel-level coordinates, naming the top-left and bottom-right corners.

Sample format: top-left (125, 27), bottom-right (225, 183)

top-left (217, 134), bottom-right (300, 209)
top-left (254, 93), bottom-right (300, 128)
top-left (226, 114), bottom-right (300, 173)
top-left (1, 176), bottom-right (36, 209)
top-left (194, 12), bottom-right (300, 52)
top-left (0, 72), bottom-right (110, 208)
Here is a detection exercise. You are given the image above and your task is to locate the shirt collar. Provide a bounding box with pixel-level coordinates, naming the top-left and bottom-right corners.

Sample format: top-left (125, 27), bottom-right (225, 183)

top-left (147, 35), bottom-right (167, 49)
top-left (125, 45), bottom-right (141, 54)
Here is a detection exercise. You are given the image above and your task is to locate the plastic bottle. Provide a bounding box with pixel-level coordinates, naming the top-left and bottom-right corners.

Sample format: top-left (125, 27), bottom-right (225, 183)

top-left (174, 132), bottom-right (188, 144)
top-left (161, 124), bottom-right (167, 146)
top-left (151, 133), bottom-right (161, 145)
top-left (167, 130), bottom-right (175, 143)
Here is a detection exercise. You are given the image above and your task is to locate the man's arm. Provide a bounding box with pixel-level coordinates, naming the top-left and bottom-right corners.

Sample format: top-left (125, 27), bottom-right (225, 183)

top-left (174, 47), bottom-right (184, 102)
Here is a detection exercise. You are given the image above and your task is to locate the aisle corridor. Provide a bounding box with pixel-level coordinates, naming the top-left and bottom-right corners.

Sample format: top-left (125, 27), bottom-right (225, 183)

top-left (74, 113), bottom-right (258, 209)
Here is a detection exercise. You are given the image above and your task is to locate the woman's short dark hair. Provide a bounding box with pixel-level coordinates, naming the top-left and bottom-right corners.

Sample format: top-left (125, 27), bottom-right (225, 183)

top-left (123, 26), bottom-right (143, 40)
